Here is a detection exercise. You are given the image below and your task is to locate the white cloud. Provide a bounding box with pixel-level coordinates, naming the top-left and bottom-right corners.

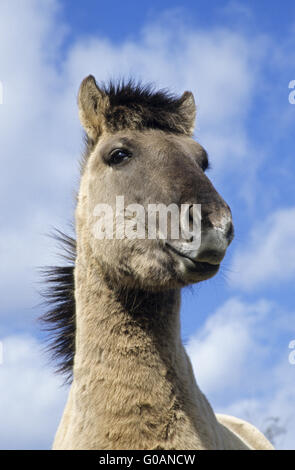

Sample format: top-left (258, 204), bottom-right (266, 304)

top-left (186, 297), bottom-right (295, 449)
top-left (219, 357), bottom-right (295, 450)
top-left (0, 334), bottom-right (67, 449)
top-left (0, 0), bottom-right (80, 314)
top-left (186, 297), bottom-right (272, 395)
top-left (229, 207), bottom-right (295, 291)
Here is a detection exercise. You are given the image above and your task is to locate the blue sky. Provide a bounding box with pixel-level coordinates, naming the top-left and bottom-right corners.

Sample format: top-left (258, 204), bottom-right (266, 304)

top-left (0, 0), bottom-right (294, 449)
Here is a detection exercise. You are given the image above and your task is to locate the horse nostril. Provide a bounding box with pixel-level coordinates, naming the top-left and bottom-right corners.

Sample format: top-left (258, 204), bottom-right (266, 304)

top-left (225, 222), bottom-right (234, 244)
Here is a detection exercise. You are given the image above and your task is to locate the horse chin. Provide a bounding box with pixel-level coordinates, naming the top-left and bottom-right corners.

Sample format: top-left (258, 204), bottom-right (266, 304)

top-left (165, 243), bottom-right (220, 283)
top-left (181, 259), bottom-right (220, 283)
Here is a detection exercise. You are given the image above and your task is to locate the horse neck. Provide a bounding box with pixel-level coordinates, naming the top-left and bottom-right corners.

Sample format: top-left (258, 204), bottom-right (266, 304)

top-left (53, 242), bottom-right (223, 450)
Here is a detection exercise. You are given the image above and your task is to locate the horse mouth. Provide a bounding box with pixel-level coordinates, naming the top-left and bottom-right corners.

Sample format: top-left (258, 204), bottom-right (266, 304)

top-left (165, 242), bottom-right (220, 277)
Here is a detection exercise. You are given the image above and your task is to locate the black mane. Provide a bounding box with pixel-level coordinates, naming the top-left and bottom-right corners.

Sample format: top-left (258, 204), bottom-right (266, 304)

top-left (102, 79), bottom-right (184, 115)
top-left (40, 232), bottom-right (76, 383)
top-left (101, 78), bottom-right (191, 133)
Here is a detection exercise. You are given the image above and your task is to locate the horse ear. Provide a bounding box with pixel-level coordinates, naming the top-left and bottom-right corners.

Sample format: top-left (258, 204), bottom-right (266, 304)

top-left (78, 75), bottom-right (110, 140)
top-left (179, 91), bottom-right (196, 136)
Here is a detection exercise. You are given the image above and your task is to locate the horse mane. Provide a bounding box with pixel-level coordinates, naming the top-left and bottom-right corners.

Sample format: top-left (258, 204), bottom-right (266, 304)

top-left (40, 79), bottom-right (190, 381)
top-left (101, 78), bottom-right (188, 126)
top-left (39, 231), bottom-right (76, 383)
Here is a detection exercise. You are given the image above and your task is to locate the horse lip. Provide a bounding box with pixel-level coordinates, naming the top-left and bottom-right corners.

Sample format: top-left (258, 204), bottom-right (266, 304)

top-left (165, 242), bottom-right (220, 269)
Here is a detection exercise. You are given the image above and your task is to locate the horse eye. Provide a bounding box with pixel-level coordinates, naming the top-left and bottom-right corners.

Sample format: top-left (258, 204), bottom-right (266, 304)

top-left (108, 149), bottom-right (132, 166)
